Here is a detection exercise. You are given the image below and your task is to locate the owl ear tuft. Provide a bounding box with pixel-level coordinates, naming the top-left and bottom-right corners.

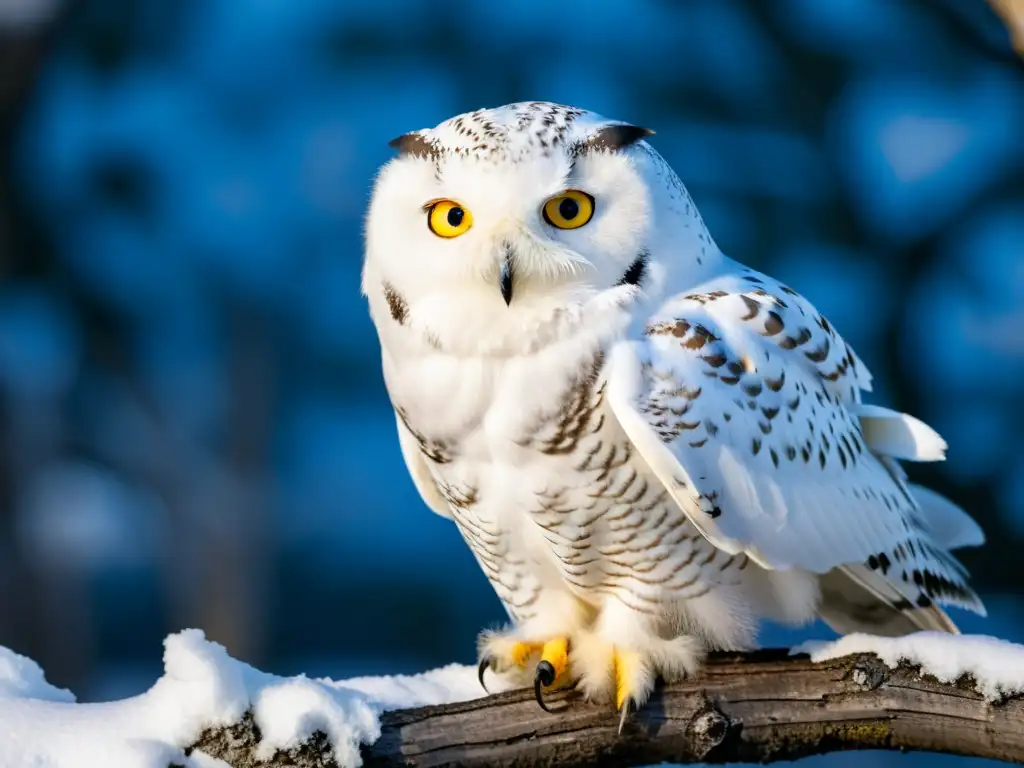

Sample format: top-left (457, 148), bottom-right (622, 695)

top-left (581, 124), bottom-right (655, 153)
top-left (388, 132), bottom-right (441, 158)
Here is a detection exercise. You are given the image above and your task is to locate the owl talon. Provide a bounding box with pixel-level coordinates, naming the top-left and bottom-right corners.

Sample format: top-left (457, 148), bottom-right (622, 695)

top-left (532, 636), bottom-right (570, 713)
top-left (618, 699), bottom-right (632, 735)
top-left (536, 659), bottom-right (556, 686)
top-left (478, 655), bottom-right (495, 693)
top-left (534, 660), bottom-right (556, 712)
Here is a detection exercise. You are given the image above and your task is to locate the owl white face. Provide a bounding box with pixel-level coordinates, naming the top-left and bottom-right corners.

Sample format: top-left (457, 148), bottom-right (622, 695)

top-left (363, 102), bottom-right (715, 355)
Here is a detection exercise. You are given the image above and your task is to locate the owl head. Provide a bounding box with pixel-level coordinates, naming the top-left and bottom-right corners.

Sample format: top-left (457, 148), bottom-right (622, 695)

top-left (363, 101), bottom-right (718, 356)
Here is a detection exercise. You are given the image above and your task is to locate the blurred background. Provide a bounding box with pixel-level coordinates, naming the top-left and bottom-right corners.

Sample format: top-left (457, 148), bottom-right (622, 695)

top-left (0, 1), bottom-right (1023, 763)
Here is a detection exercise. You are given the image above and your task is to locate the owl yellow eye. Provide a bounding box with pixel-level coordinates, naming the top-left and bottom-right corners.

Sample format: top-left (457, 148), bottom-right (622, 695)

top-left (427, 200), bottom-right (473, 238)
top-left (542, 190), bottom-right (595, 230)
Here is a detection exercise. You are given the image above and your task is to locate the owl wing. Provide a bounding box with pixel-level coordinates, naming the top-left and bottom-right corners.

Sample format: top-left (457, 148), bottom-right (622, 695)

top-left (607, 271), bottom-right (984, 616)
top-left (394, 411), bottom-right (451, 519)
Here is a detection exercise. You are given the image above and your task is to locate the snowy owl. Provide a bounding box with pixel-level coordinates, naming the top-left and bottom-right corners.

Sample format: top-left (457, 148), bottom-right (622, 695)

top-left (361, 101), bottom-right (986, 722)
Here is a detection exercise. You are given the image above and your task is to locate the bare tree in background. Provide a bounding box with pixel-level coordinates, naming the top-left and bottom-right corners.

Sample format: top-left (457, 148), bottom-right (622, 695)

top-left (0, 0), bottom-right (91, 692)
top-left (0, 1), bottom-right (275, 691)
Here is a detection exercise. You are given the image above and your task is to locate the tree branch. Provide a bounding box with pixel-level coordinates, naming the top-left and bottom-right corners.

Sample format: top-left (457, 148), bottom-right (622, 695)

top-left (185, 649), bottom-right (1024, 767)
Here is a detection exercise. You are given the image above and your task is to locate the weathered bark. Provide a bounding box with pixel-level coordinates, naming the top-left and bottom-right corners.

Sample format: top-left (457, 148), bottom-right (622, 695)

top-left (185, 649), bottom-right (1024, 767)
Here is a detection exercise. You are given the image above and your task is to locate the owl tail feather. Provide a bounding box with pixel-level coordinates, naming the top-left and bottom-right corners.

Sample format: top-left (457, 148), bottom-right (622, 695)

top-left (816, 480), bottom-right (988, 637)
top-left (908, 483), bottom-right (985, 551)
top-left (817, 564), bottom-right (960, 637)
top-left (833, 405), bottom-right (987, 636)
top-left (854, 404), bottom-right (947, 462)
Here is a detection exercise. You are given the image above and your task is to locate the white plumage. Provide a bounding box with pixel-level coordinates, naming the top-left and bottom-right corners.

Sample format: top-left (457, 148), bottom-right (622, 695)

top-left (361, 101), bottom-right (985, 715)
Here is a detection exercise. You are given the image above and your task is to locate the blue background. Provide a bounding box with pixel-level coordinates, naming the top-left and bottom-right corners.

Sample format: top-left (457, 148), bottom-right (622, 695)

top-left (1, 1), bottom-right (1023, 765)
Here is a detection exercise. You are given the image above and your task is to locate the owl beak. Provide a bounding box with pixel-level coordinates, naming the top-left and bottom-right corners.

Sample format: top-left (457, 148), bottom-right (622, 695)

top-left (499, 253), bottom-right (514, 306)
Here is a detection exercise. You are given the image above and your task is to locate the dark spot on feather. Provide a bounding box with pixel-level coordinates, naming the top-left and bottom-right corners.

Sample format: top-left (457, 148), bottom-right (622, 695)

top-left (388, 132), bottom-right (442, 158)
top-left (739, 295), bottom-right (760, 321)
top-left (687, 324), bottom-right (719, 349)
top-left (762, 311), bottom-right (784, 336)
top-left (617, 251), bottom-right (648, 288)
top-left (383, 282), bottom-right (408, 325)
top-left (805, 340), bottom-right (831, 363)
top-left (579, 123), bottom-right (655, 153)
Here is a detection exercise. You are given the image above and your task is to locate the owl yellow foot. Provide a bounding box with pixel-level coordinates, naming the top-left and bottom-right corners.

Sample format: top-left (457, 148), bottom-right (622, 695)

top-left (477, 632), bottom-right (581, 711)
top-left (477, 637), bottom-right (542, 692)
top-left (613, 647), bottom-right (641, 710)
top-left (510, 640), bottom-right (540, 668)
top-left (533, 636), bottom-right (571, 712)
top-left (614, 648), bottom-right (644, 733)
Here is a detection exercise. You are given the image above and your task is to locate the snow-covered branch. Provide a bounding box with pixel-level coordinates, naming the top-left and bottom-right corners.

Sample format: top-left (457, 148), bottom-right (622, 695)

top-left (359, 643), bottom-right (1024, 767)
top-left (259, 640), bottom-right (1024, 767)
top-left (4, 629), bottom-right (1024, 767)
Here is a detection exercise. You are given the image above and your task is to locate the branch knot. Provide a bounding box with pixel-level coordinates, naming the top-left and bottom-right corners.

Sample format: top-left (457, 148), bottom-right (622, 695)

top-left (689, 695), bottom-right (733, 758)
top-left (850, 655), bottom-right (889, 691)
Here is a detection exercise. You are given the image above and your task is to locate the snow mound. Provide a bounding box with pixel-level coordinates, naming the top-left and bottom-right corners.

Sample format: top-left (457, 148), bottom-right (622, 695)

top-left (792, 631), bottom-right (1024, 701)
top-left (0, 628), bottom-right (501, 768)
top-left (0, 646), bottom-right (75, 703)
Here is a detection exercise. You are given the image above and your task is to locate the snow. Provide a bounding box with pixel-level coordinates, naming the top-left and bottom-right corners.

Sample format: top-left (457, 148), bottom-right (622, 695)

top-left (792, 632), bottom-right (1024, 701)
top-left (0, 628), bottom-right (500, 768)
top-left (0, 646), bottom-right (75, 703)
